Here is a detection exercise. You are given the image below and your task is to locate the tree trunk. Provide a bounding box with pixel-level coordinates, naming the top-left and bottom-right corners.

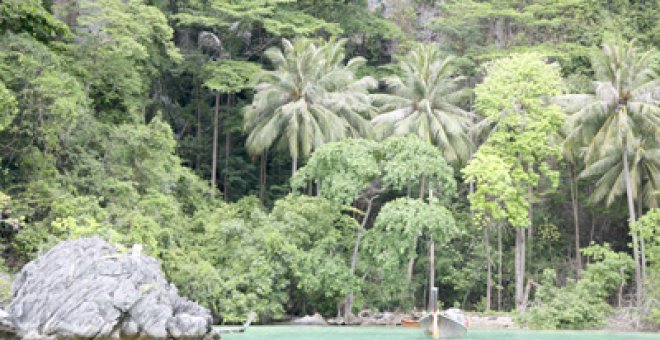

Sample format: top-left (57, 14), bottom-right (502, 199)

top-left (259, 151), bottom-right (268, 203)
top-left (419, 175), bottom-right (426, 200)
top-left (223, 94), bottom-right (232, 200)
top-left (569, 163), bottom-right (582, 276)
top-left (484, 226), bottom-right (491, 311)
top-left (515, 227), bottom-right (526, 310)
top-left (344, 197), bottom-right (377, 319)
top-left (623, 139), bottom-right (642, 306)
top-left (527, 186), bottom-right (533, 275)
top-left (497, 222), bottom-right (503, 312)
top-left (224, 131), bottom-right (231, 200)
top-left (292, 156), bottom-right (298, 176)
top-left (195, 78), bottom-right (202, 171)
top-left (638, 188), bottom-right (647, 287)
top-left (406, 254), bottom-right (416, 306)
top-left (211, 93), bottom-right (220, 193)
top-left (427, 237), bottom-right (435, 311)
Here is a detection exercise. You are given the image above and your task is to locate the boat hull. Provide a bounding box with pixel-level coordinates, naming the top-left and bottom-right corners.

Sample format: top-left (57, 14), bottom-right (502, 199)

top-left (418, 313), bottom-right (467, 338)
top-left (401, 318), bottom-right (419, 328)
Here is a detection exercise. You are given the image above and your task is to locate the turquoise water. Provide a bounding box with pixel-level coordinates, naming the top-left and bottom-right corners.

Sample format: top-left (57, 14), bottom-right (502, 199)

top-left (222, 326), bottom-right (660, 340)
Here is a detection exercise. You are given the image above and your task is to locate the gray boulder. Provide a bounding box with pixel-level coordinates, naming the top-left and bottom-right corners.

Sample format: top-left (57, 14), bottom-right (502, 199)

top-left (8, 237), bottom-right (220, 339)
top-left (292, 313), bottom-right (327, 326)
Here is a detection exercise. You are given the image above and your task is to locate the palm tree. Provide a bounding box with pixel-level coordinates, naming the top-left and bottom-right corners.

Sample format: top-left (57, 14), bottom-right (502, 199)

top-left (244, 38), bottom-right (376, 176)
top-left (556, 39), bottom-right (660, 305)
top-left (371, 44), bottom-right (473, 166)
top-left (580, 137), bottom-right (659, 210)
top-left (580, 137), bottom-right (659, 283)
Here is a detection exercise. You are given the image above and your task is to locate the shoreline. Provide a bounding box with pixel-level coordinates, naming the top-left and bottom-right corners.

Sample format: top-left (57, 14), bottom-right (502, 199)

top-left (267, 312), bottom-right (658, 333)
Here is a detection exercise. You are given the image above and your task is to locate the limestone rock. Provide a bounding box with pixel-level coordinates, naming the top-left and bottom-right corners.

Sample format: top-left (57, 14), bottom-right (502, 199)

top-left (292, 313), bottom-right (327, 326)
top-left (359, 311), bottom-right (402, 326)
top-left (8, 237), bottom-right (219, 339)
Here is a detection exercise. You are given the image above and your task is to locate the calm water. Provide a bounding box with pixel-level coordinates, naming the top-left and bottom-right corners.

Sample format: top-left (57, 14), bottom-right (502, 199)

top-left (221, 326), bottom-right (660, 340)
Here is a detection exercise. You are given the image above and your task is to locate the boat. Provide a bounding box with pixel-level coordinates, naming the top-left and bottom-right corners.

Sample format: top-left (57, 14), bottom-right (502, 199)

top-left (401, 317), bottom-right (419, 328)
top-left (216, 312), bottom-right (256, 334)
top-left (418, 288), bottom-right (468, 338)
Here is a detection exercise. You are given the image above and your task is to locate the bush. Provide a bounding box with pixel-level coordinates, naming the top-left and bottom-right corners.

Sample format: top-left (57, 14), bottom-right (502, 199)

top-left (524, 244), bottom-right (633, 329)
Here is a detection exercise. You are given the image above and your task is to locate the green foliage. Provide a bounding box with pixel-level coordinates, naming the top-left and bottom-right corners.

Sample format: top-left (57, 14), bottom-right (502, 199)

top-left (372, 197), bottom-right (457, 252)
top-left (463, 148), bottom-right (527, 227)
top-left (164, 198), bottom-right (289, 321)
top-left (203, 60), bottom-right (261, 93)
top-left (431, 0), bottom-right (660, 77)
top-left (174, 0), bottom-right (340, 38)
top-left (558, 39), bottom-right (660, 208)
top-left (0, 0), bottom-right (658, 323)
top-left (633, 209), bottom-right (660, 323)
top-left (0, 0), bottom-right (71, 42)
top-left (372, 44), bottom-right (473, 166)
top-left (0, 32), bottom-right (86, 152)
top-left (272, 195), bottom-right (357, 314)
top-left (244, 38), bottom-right (376, 166)
top-left (525, 244), bottom-right (633, 329)
top-left (380, 136), bottom-right (456, 199)
top-left (525, 268), bottom-right (611, 329)
top-left (466, 53), bottom-right (564, 228)
top-left (365, 197), bottom-right (457, 308)
top-left (72, 0), bottom-right (181, 123)
top-left (291, 138), bottom-right (380, 206)
top-left (0, 82), bottom-right (17, 131)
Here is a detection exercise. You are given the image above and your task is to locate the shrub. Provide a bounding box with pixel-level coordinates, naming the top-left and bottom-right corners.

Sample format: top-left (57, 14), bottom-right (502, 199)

top-left (524, 244), bottom-right (633, 329)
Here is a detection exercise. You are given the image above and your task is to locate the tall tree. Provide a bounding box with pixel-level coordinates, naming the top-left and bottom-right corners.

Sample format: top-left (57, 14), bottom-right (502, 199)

top-left (367, 197), bottom-right (457, 310)
top-left (291, 138), bottom-right (381, 320)
top-left (244, 38), bottom-right (376, 176)
top-left (372, 44), bottom-right (473, 166)
top-left (468, 53), bottom-right (564, 311)
top-left (203, 60), bottom-right (260, 194)
top-left (556, 39), bottom-right (660, 305)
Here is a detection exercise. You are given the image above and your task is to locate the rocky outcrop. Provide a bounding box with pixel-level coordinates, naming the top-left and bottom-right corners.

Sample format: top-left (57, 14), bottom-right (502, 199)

top-left (359, 311), bottom-right (403, 326)
top-left (292, 313), bottom-right (327, 326)
top-left (6, 237), bottom-right (219, 339)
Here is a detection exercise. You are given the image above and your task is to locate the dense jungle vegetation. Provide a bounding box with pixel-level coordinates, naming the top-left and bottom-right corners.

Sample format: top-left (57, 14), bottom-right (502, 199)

top-left (0, 0), bottom-right (659, 330)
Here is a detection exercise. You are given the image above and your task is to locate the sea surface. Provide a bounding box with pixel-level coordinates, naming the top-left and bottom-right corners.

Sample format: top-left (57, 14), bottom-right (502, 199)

top-left (220, 326), bottom-right (660, 340)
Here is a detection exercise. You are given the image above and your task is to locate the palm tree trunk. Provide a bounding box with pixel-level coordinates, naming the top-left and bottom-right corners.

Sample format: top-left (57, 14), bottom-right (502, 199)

top-left (638, 189), bottom-right (647, 286)
top-left (259, 151), bottom-right (268, 203)
top-left (623, 139), bottom-right (642, 306)
top-left (211, 92), bottom-right (221, 193)
top-left (427, 236), bottom-right (435, 311)
top-left (569, 163), bottom-right (582, 276)
top-left (484, 226), bottom-right (491, 311)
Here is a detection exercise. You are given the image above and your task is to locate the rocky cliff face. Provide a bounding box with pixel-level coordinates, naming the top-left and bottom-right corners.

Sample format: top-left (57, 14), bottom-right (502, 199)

top-left (5, 237), bottom-right (219, 339)
top-left (367, 0), bottom-right (442, 43)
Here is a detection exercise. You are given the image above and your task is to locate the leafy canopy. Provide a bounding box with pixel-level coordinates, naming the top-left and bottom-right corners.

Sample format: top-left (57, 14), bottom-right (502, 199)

top-left (244, 38), bottom-right (376, 162)
top-left (372, 44), bottom-right (473, 166)
top-left (465, 53), bottom-right (564, 228)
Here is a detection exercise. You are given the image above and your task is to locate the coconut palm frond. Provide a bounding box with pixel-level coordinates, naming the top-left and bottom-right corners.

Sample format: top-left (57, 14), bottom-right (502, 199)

top-left (370, 44), bottom-right (472, 165)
